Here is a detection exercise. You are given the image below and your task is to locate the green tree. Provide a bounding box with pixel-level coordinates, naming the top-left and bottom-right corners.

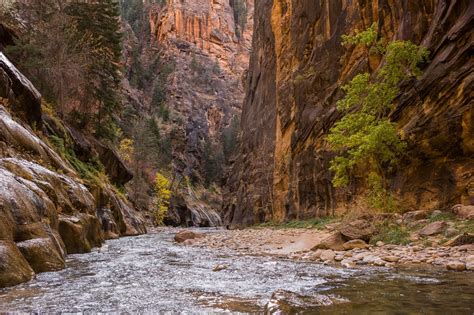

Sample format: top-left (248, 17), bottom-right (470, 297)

top-left (66, 0), bottom-right (123, 141)
top-left (328, 25), bottom-right (429, 209)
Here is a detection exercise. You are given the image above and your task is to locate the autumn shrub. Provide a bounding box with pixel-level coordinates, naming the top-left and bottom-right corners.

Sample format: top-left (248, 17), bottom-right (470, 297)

top-left (153, 172), bottom-right (171, 226)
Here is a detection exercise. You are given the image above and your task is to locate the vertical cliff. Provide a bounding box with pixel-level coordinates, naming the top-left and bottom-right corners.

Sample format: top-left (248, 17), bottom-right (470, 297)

top-left (148, 0), bottom-right (253, 183)
top-left (224, 0), bottom-right (473, 227)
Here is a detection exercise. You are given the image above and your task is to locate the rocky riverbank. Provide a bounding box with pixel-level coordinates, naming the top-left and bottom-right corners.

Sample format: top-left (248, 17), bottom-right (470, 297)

top-left (178, 207), bottom-right (474, 272)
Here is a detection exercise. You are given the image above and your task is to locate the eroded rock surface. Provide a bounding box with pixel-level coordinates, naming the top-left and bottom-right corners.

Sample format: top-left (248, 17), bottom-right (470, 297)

top-left (223, 0), bottom-right (474, 227)
top-left (0, 52), bottom-right (146, 288)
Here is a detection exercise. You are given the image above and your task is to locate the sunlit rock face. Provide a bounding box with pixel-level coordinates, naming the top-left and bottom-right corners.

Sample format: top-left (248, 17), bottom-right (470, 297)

top-left (223, 0), bottom-right (473, 228)
top-left (143, 1), bottom-right (254, 227)
top-left (150, 0), bottom-right (253, 73)
top-left (0, 52), bottom-right (146, 288)
top-left (148, 0), bottom-right (253, 181)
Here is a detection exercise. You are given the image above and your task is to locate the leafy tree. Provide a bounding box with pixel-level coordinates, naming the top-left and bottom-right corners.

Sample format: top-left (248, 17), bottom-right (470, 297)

top-left (154, 172), bottom-right (171, 225)
top-left (328, 25), bottom-right (429, 209)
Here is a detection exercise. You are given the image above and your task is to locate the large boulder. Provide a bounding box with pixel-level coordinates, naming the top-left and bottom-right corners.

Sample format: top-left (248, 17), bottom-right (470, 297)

top-left (174, 230), bottom-right (204, 243)
top-left (312, 232), bottom-right (345, 251)
top-left (338, 219), bottom-right (375, 242)
top-left (16, 238), bottom-right (65, 273)
top-left (0, 240), bottom-right (35, 288)
top-left (418, 221), bottom-right (447, 237)
top-left (58, 215), bottom-right (103, 254)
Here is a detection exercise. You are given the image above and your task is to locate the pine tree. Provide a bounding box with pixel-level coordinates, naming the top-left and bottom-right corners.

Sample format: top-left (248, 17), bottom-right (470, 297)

top-left (66, 0), bottom-right (123, 141)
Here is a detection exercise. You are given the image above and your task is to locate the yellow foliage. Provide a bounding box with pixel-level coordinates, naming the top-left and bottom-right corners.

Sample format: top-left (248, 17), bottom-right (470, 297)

top-left (119, 138), bottom-right (134, 163)
top-left (153, 172), bottom-right (171, 225)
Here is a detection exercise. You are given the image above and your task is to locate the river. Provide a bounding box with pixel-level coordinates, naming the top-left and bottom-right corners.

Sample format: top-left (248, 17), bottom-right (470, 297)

top-left (0, 229), bottom-right (473, 313)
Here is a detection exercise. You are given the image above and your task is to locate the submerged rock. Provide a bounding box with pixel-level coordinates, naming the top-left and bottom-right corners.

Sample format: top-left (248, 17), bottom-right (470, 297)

top-left (264, 289), bottom-right (333, 314)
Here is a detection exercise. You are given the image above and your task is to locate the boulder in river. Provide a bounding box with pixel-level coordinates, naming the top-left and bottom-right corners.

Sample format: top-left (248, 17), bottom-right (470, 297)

top-left (264, 289), bottom-right (333, 314)
top-left (174, 230), bottom-right (205, 243)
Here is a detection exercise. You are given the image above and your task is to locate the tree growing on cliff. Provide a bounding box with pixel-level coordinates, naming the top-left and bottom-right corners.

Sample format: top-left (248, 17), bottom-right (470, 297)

top-left (154, 172), bottom-right (171, 225)
top-left (328, 25), bottom-right (429, 210)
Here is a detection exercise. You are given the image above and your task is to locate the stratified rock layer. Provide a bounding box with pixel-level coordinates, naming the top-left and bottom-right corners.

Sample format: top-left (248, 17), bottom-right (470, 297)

top-left (0, 52), bottom-right (146, 288)
top-left (224, 0), bottom-right (473, 227)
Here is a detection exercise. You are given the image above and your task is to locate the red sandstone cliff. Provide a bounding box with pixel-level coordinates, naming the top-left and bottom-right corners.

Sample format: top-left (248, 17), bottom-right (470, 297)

top-left (224, 0), bottom-right (473, 227)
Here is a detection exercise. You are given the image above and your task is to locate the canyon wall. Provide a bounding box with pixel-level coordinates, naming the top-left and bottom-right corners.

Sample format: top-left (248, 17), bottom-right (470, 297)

top-left (0, 51), bottom-right (146, 288)
top-left (224, 0), bottom-right (473, 227)
top-left (144, 0), bottom-right (254, 226)
top-left (148, 0), bottom-right (253, 177)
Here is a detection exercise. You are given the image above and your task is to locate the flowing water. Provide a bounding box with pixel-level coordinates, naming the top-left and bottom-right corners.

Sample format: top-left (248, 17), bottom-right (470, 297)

top-left (0, 229), bottom-right (473, 314)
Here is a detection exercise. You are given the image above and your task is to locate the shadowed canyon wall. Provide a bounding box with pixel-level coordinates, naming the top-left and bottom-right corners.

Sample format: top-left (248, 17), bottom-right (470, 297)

top-left (224, 0), bottom-right (473, 228)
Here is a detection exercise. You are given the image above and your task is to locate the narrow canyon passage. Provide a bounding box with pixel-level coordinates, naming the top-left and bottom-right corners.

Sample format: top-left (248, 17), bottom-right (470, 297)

top-left (0, 229), bottom-right (473, 313)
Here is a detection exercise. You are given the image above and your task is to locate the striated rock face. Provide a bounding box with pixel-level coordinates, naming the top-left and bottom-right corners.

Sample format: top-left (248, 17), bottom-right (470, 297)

top-left (224, 0), bottom-right (473, 227)
top-left (148, 0), bottom-right (253, 183)
top-left (0, 52), bottom-right (146, 288)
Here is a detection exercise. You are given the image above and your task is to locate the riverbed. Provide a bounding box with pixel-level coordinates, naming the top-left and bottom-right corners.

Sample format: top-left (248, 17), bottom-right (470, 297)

top-left (0, 229), bottom-right (473, 313)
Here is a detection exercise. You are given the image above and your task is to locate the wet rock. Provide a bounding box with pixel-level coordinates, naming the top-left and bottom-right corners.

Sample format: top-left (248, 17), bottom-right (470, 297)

top-left (174, 230), bottom-right (204, 243)
top-left (403, 210), bottom-right (429, 224)
top-left (382, 256), bottom-right (400, 263)
top-left (343, 239), bottom-right (369, 250)
top-left (418, 221), bottom-right (447, 236)
top-left (339, 219), bottom-right (374, 242)
top-left (264, 289), bottom-right (333, 313)
top-left (16, 238), bottom-right (65, 273)
top-left (465, 255), bottom-right (474, 271)
top-left (443, 233), bottom-right (474, 247)
top-left (212, 264), bottom-right (229, 272)
top-left (312, 232), bottom-right (345, 251)
top-left (320, 250), bottom-right (335, 262)
top-left (0, 240), bottom-right (35, 288)
top-left (58, 215), bottom-right (103, 254)
top-left (451, 204), bottom-right (474, 220)
top-left (100, 187), bottom-right (147, 236)
top-left (340, 259), bottom-right (356, 268)
top-left (446, 261), bottom-right (466, 271)
top-left (167, 194), bottom-right (222, 228)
